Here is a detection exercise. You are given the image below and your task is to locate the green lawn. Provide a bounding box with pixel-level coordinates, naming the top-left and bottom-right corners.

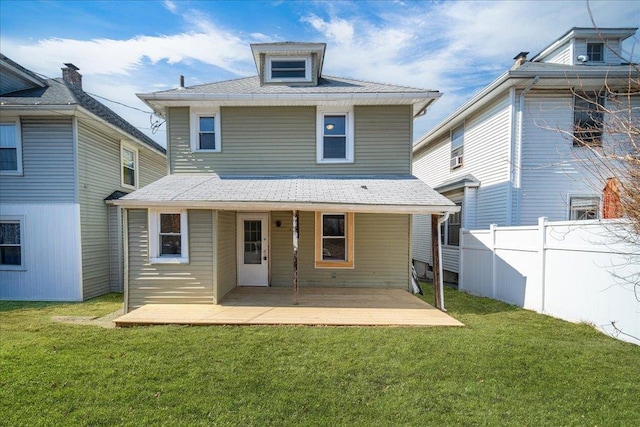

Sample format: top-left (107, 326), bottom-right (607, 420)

top-left (1, 287), bottom-right (638, 426)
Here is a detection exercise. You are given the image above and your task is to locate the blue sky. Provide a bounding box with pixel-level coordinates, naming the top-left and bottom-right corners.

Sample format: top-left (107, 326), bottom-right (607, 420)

top-left (1, 0), bottom-right (638, 146)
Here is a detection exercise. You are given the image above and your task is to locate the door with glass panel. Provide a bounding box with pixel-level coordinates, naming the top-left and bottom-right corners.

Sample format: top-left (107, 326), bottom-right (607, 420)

top-left (237, 213), bottom-right (269, 286)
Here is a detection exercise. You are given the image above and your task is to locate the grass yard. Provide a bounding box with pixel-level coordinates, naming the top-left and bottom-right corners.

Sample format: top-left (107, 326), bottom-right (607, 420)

top-left (1, 287), bottom-right (639, 426)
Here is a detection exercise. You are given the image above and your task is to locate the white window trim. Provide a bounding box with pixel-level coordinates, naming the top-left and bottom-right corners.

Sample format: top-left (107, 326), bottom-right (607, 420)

top-left (316, 107), bottom-right (355, 164)
top-left (567, 195), bottom-right (601, 221)
top-left (0, 215), bottom-right (26, 271)
top-left (586, 41), bottom-right (605, 63)
top-left (0, 118), bottom-right (23, 176)
top-left (265, 56), bottom-right (312, 83)
top-left (148, 209), bottom-right (189, 264)
top-left (190, 108), bottom-right (222, 153)
top-left (120, 141), bottom-right (139, 190)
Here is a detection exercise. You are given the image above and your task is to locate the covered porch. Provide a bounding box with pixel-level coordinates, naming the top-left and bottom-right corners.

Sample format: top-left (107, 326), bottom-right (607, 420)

top-left (114, 287), bottom-right (464, 327)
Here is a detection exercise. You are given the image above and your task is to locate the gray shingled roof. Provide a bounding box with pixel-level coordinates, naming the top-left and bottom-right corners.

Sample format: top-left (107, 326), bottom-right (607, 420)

top-left (153, 75), bottom-right (436, 96)
top-left (115, 174), bottom-right (457, 214)
top-left (0, 77), bottom-right (166, 154)
top-left (0, 53), bottom-right (48, 88)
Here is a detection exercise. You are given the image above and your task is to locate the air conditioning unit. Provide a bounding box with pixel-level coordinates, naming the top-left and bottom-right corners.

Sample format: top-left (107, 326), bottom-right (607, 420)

top-left (450, 155), bottom-right (463, 169)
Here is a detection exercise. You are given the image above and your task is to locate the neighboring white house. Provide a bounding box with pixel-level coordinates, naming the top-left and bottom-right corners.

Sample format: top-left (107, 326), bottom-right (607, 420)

top-left (411, 27), bottom-right (639, 281)
top-left (0, 54), bottom-right (167, 301)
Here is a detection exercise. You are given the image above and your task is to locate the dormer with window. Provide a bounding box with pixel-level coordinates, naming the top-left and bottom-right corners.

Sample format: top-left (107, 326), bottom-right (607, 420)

top-left (251, 42), bottom-right (325, 86)
top-left (531, 27), bottom-right (637, 66)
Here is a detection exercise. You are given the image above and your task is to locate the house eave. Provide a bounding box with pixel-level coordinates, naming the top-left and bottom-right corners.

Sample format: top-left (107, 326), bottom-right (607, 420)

top-left (413, 65), bottom-right (637, 155)
top-left (137, 91), bottom-right (442, 118)
top-left (111, 199), bottom-right (459, 215)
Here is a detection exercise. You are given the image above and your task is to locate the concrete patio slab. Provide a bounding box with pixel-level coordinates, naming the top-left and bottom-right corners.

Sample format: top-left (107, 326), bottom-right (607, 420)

top-left (114, 287), bottom-right (463, 327)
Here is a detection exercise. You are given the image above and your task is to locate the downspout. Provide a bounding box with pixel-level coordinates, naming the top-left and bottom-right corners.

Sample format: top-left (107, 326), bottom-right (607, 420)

top-left (437, 212), bottom-right (450, 311)
top-left (514, 76), bottom-right (539, 225)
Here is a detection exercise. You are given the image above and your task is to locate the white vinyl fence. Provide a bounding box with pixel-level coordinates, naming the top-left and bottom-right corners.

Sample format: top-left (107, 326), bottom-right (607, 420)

top-left (460, 218), bottom-right (640, 345)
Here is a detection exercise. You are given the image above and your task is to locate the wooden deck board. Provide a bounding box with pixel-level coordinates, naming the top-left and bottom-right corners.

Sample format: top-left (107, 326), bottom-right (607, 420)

top-left (114, 287), bottom-right (464, 327)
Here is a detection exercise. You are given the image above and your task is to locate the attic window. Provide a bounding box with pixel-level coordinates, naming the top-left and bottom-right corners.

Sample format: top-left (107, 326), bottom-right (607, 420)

top-left (587, 43), bottom-right (604, 62)
top-left (266, 56), bottom-right (311, 82)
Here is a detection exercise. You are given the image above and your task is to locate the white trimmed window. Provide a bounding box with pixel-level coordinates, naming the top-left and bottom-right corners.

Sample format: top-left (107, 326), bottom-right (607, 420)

top-left (569, 196), bottom-right (600, 220)
top-left (314, 212), bottom-right (354, 268)
top-left (0, 217), bottom-right (24, 270)
top-left (440, 201), bottom-right (462, 247)
top-left (149, 209), bottom-right (189, 264)
top-left (573, 91), bottom-right (604, 147)
top-left (450, 124), bottom-right (464, 169)
top-left (190, 108), bottom-right (221, 152)
top-left (0, 119), bottom-right (23, 175)
top-left (317, 107), bottom-right (354, 163)
top-left (120, 142), bottom-right (138, 189)
top-left (587, 43), bottom-right (604, 62)
top-left (266, 56), bottom-right (311, 83)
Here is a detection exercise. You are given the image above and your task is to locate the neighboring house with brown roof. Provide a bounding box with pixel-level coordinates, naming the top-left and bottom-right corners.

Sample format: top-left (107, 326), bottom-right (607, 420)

top-left (0, 54), bottom-right (167, 301)
top-left (411, 27), bottom-right (639, 283)
top-left (112, 41), bottom-right (457, 313)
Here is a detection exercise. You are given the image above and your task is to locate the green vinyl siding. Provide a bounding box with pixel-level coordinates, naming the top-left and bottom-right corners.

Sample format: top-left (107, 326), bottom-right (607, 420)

top-left (0, 117), bottom-right (75, 203)
top-left (216, 210), bottom-right (236, 302)
top-left (168, 105), bottom-right (412, 175)
top-left (77, 120), bottom-right (166, 300)
top-left (270, 211), bottom-right (294, 286)
top-left (272, 212), bottom-right (410, 289)
top-left (127, 209), bottom-right (214, 310)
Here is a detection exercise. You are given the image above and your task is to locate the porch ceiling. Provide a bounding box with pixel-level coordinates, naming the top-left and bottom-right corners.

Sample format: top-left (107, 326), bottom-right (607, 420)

top-left (114, 287), bottom-right (464, 327)
top-left (111, 173), bottom-right (459, 215)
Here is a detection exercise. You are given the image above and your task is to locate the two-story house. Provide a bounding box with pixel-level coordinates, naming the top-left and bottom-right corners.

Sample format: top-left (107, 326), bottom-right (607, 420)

top-left (113, 42), bottom-right (458, 313)
top-left (411, 27), bottom-right (638, 282)
top-left (0, 54), bottom-right (167, 301)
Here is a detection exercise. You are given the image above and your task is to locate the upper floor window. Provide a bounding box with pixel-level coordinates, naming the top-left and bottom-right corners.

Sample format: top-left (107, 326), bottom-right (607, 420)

top-left (573, 91), bottom-right (604, 147)
top-left (315, 212), bottom-right (354, 268)
top-left (266, 56), bottom-right (311, 82)
top-left (450, 124), bottom-right (464, 169)
top-left (0, 120), bottom-right (23, 175)
top-left (148, 209), bottom-right (189, 264)
top-left (120, 142), bottom-right (138, 189)
top-left (190, 108), bottom-right (221, 152)
top-left (317, 107), bottom-right (354, 163)
top-left (569, 196), bottom-right (600, 220)
top-left (587, 43), bottom-right (604, 62)
top-left (0, 217), bottom-right (24, 270)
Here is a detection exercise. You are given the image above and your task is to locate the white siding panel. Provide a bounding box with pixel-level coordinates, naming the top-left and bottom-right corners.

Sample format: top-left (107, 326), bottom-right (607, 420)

top-left (519, 94), bottom-right (602, 225)
top-left (544, 44), bottom-right (572, 64)
top-left (0, 203), bottom-right (82, 301)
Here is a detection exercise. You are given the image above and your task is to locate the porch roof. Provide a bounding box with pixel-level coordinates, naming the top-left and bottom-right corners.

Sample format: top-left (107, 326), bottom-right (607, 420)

top-left (112, 174), bottom-right (459, 215)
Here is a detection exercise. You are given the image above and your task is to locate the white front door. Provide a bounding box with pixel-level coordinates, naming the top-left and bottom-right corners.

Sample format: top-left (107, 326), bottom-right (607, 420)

top-left (237, 213), bottom-right (269, 286)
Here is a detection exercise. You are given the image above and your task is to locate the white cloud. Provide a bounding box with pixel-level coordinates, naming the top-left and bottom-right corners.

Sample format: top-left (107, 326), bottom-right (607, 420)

top-left (163, 0), bottom-right (177, 14)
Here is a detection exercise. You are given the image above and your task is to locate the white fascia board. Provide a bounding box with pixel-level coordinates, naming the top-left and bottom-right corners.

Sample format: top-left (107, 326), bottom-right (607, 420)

top-left (0, 105), bottom-right (76, 115)
top-left (112, 199), bottom-right (460, 215)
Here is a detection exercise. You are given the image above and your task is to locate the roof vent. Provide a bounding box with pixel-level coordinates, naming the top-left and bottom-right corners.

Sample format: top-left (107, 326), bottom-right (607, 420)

top-left (62, 63), bottom-right (82, 89)
top-left (511, 51), bottom-right (529, 69)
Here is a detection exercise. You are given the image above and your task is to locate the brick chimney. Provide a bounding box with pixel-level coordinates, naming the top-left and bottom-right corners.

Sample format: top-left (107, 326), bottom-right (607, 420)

top-left (62, 63), bottom-right (82, 89)
top-left (511, 52), bottom-right (529, 69)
